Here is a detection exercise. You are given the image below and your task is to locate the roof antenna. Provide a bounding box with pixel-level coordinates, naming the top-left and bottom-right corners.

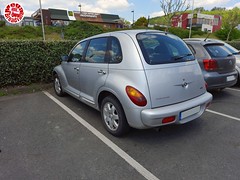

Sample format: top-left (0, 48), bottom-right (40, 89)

top-left (204, 31), bottom-right (211, 41)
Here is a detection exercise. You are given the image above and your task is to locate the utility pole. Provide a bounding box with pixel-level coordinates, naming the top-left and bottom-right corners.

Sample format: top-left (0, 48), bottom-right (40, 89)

top-left (39, 0), bottom-right (46, 41)
top-left (189, 0), bottom-right (194, 38)
top-left (78, 4), bottom-right (82, 14)
top-left (131, 10), bottom-right (134, 26)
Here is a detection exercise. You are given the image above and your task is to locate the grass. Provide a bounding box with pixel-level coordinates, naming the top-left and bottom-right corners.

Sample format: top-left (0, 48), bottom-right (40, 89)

top-left (0, 83), bottom-right (52, 97)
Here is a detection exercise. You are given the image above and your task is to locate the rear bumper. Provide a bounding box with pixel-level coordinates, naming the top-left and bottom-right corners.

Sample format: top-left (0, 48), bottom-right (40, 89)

top-left (204, 70), bottom-right (238, 90)
top-left (141, 92), bottom-right (212, 127)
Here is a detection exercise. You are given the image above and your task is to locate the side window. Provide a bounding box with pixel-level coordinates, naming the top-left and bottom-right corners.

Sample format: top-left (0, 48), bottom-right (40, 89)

top-left (109, 37), bottom-right (122, 63)
top-left (69, 41), bottom-right (87, 62)
top-left (191, 44), bottom-right (207, 59)
top-left (85, 38), bottom-right (108, 63)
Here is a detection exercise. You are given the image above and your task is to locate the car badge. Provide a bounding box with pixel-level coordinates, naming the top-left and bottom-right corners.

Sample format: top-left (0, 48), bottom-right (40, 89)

top-left (174, 79), bottom-right (192, 88)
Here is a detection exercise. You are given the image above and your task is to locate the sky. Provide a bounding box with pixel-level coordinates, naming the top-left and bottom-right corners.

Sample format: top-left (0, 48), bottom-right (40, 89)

top-left (0, 0), bottom-right (240, 23)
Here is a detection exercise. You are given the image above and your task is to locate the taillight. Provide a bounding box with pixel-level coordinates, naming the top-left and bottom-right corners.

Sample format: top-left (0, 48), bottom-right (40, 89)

top-left (205, 82), bottom-right (208, 89)
top-left (203, 59), bottom-right (218, 71)
top-left (126, 86), bottom-right (147, 107)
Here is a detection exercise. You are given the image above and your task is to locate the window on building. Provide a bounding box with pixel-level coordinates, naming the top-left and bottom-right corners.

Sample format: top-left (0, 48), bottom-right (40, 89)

top-left (213, 18), bottom-right (219, 26)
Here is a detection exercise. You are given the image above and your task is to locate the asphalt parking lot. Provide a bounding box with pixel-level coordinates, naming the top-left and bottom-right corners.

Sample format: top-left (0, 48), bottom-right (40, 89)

top-left (0, 87), bottom-right (240, 180)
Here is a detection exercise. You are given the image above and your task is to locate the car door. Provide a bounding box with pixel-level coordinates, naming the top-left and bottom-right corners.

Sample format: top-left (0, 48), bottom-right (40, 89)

top-left (79, 37), bottom-right (109, 105)
top-left (61, 41), bottom-right (87, 97)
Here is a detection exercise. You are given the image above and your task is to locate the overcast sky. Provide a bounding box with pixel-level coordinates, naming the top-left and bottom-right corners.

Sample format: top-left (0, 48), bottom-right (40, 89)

top-left (1, 0), bottom-right (240, 22)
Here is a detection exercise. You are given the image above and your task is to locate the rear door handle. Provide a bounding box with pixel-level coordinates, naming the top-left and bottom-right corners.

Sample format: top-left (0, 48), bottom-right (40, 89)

top-left (98, 70), bottom-right (106, 75)
top-left (74, 67), bottom-right (79, 71)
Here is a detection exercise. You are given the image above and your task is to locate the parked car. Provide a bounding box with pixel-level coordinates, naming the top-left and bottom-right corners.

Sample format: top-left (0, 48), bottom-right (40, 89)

top-left (184, 38), bottom-right (238, 90)
top-left (210, 40), bottom-right (240, 85)
top-left (53, 30), bottom-right (212, 136)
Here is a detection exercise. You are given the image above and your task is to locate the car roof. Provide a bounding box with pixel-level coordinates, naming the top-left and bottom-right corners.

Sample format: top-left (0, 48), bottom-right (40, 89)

top-left (81, 29), bottom-right (171, 41)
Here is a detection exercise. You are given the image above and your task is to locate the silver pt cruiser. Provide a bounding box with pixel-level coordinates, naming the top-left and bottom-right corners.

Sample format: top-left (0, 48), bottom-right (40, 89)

top-left (53, 30), bottom-right (212, 136)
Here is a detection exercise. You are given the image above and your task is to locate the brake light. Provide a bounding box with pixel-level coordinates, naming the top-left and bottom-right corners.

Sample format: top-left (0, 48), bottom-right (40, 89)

top-left (162, 116), bottom-right (175, 124)
top-left (126, 86), bottom-right (147, 106)
top-left (203, 59), bottom-right (218, 71)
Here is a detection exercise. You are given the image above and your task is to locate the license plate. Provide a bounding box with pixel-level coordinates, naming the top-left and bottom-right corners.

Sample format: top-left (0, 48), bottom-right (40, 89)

top-left (180, 106), bottom-right (201, 120)
top-left (227, 75), bottom-right (235, 82)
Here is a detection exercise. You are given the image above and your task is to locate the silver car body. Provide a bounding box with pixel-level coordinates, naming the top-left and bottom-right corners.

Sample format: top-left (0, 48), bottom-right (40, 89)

top-left (54, 30), bottom-right (212, 129)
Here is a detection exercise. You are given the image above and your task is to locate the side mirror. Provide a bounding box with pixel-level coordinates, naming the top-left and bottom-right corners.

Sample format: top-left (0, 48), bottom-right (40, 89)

top-left (61, 55), bottom-right (69, 62)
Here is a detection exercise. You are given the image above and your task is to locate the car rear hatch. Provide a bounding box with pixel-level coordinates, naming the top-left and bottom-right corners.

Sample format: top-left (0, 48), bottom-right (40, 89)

top-left (137, 32), bottom-right (206, 108)
top-left (204, 44), bottom-right (236, 74)
top-left (144, 62), bottom-right (206, 108)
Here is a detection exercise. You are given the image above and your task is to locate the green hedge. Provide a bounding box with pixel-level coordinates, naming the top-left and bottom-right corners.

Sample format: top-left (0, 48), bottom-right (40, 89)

top-left (227, 41), bottom-right (240, 50)
top-left (0, 40), bottom-right (78, 87)
top-left (1, 39), bottom-right (240, 88)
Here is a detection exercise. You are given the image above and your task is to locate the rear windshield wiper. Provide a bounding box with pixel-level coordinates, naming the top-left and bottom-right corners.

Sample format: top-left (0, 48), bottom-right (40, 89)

top-left (232, 51), bottom-right (240, 55)
top-left (173, 54), bottom-right (193, 61)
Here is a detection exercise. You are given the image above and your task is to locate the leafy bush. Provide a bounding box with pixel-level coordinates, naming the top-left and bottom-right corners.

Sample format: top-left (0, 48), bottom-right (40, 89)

top-left (154, 26), bottom-right (190, 38)
top-left (64, 21), bottom-right (104, 40)
top-left (0, 21), bottom-right (5, 27)
top-left (227, 41), bottom-right (240, 50)
top-left (0, 40), bottom-right (78, 87)
top-left (215, 28), bottom-right (240, 41)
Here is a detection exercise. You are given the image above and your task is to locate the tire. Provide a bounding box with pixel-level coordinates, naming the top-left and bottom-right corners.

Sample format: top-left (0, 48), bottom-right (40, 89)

top-left (101, 96), bottom-right (130, 137)
top-left (53, 74), bottom-right (65, 97)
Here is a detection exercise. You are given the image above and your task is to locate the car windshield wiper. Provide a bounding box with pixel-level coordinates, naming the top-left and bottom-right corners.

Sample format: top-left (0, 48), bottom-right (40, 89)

top-left (173, 54), bottom-right (193, 61)
top-left (232, 51), bottom-right (240, 55)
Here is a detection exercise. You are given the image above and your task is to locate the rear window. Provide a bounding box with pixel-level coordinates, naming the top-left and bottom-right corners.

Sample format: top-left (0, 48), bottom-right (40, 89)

top-left (204, 44), bottom-right (231, 58)
top-left (137, 33), bottom-right (194, 65)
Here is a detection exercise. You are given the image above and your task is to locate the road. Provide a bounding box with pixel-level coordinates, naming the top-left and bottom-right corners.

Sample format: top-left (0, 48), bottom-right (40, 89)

top-left (0, 87), bottom-right (240, 180)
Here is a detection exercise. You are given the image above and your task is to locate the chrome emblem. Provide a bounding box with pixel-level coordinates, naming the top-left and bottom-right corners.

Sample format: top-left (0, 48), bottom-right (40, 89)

top-left (174, 79), bottom-right (192, 88)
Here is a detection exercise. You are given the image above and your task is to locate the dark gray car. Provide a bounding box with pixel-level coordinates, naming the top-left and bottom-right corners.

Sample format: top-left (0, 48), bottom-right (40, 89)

top-left (184, 39), bottom-right (238, 90)
top-left (214, 40), bottom-right (240, 85)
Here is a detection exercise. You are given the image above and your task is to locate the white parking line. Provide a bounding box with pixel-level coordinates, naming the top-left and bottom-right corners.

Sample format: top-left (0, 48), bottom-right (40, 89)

top-left (226, 88), bottom-right (240, 92)
top-left (43, 91), bottom-right (159, 180)
top-left (206, 109), bottom-right (240, 122)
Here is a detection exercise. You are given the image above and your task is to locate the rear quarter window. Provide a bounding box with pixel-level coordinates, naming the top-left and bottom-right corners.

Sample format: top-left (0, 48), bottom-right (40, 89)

top-left (187, 43), bottom-right (208, 59)
top-left (137, 33), bottom-right (194, 65)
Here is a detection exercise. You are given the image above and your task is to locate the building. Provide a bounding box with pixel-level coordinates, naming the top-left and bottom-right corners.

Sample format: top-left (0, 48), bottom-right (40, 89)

top-left (172, 13), bottom-right (222, 33)
top-left (74, 11), bottom-right (123, 29)
top-left (32, 8), bottom-right (123, 29)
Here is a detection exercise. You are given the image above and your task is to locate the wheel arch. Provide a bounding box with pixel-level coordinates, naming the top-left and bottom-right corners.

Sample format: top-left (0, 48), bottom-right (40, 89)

top-left (98, 90), bottom-right (121, 110)
top-left (53, 66), bottom-right (68, 89)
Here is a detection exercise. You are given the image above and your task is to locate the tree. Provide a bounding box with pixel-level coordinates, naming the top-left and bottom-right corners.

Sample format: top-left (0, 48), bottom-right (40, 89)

top-left (160, 0), bottom-right (190, 30)
top-left (222, 7), bottom-right (240, 41)
top-left (194, 7), bottom-right (205, 13)
top-left (121, 18), bottom-right (131, 28)
top-left (211, 7), bottom-right (226, 11)
top-left (134, 17), bottom-right (148, 27)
